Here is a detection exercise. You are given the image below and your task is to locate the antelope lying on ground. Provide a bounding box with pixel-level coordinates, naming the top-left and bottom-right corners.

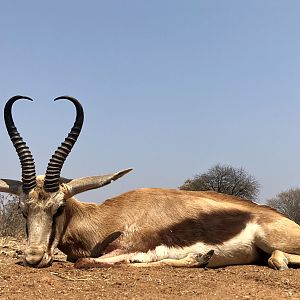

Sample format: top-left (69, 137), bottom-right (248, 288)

top-left (1, 96), bottom-right (300, 270)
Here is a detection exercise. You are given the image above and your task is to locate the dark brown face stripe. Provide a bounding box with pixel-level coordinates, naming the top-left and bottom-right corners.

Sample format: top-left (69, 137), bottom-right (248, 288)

top-left (154, 209), bottom-right (253, 248)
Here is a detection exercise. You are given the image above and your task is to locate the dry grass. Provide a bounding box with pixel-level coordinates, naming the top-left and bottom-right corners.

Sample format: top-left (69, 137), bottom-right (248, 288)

top-left (0, 194), bottom-right (25, 238)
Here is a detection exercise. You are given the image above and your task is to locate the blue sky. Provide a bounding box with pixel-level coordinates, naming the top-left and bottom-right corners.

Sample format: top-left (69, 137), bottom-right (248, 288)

top-left (0, 1), bottom-right (300, 202)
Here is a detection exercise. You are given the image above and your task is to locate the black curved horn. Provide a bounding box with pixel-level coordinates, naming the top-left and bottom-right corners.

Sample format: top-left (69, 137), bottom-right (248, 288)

top-left (4, 96), bottom-right (36, 193)
top-left (44, 96), bottom-right (84, 193)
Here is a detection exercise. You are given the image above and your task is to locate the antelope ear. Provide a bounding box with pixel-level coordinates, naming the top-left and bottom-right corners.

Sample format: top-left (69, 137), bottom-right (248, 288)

top-left (62, 168), bottom-right (133, 197)
top-left (0, 179), bottom-right (23, 195)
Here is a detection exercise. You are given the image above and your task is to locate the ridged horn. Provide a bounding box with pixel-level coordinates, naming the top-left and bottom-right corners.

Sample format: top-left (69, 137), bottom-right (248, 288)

top-left (4, 96), bottom-right (36, 193)
top-left (44, 96), bottom-right (84, 193)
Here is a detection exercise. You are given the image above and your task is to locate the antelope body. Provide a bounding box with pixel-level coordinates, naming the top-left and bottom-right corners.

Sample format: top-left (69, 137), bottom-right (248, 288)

top-left (1, 96), bottom-right (300, 270)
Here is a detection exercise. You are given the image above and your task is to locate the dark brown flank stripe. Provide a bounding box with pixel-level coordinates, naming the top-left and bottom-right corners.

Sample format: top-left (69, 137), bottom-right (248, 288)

top-left (59, 208), bottom-right (254, 261)
top-left (153, 209), bottom-right (253, 247)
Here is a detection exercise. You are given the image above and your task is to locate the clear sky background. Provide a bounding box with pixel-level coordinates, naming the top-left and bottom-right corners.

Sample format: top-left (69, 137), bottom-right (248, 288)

top-left (0, 1), bottom-right (300, 203)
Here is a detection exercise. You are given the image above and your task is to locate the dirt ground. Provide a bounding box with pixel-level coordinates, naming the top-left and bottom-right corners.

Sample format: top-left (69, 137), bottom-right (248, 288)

top-left (1, 238), bottom-right (300, 300)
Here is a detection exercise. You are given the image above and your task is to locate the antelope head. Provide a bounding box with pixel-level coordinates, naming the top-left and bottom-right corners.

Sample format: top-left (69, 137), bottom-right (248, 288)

top-left (0, 96), bottom-right (131, 267)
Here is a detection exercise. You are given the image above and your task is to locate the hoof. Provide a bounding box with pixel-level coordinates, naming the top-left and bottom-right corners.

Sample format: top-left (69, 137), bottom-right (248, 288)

top-left (194, 250), bottom-right (214, 267)
top-left (129, 259), bottom-right (142, 263)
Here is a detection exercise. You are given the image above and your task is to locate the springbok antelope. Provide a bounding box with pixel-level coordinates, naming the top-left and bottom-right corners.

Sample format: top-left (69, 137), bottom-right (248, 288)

top-left (1, 96), bottom-right (300, 270)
